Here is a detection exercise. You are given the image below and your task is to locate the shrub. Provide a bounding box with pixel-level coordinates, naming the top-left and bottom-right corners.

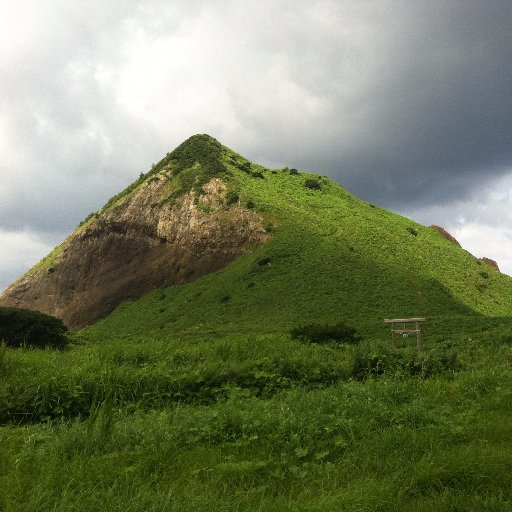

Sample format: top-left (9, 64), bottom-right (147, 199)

top-left (406, 226), bottom-right (418, 237)
top-left (289, 168), bottom-right (299, 175)
top-left (352, 349), bottom-right (388, 379)
top-left (78, 211), bottom-right (97, 227)
top-left (0, 342), bottom-right (8, 376)
top-left (167, 134), bottom-right (225, 176)
top-left (237, 161), bottom-right (264, 178)
top-left (226, 191), bottom-right (239, 206)
top-left (304, 179), bottom-right (322, 190)
top-left (0, 307), bottom-right (69, 349)
top-left (290, 323), bottom-right (361, 345)
top-left (239, 161), bottom-right (252, 174)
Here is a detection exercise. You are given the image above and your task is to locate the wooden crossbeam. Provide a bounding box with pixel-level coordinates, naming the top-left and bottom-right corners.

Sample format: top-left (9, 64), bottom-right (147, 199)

top-left (384, 318), bottom-right (426, 323)
top-left (384, 317), bottom-right (425, 353)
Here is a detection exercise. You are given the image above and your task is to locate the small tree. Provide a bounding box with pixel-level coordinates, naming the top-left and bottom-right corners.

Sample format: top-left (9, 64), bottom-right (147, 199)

top-left (304, 179), bottom-right (322, 190)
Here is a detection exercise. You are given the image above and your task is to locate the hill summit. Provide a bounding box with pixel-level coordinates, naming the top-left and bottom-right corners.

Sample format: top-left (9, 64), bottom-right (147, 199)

top-left (1, 134), bottom-right (511, 333)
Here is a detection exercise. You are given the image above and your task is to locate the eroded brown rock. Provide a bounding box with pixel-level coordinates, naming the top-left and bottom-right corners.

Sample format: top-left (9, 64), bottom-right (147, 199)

top-left (0, 177), bottom-right (269, 329)
top-left (430, 225), bottom-right (461, 247)
top-left (480, 257), bottom-right (500, 272)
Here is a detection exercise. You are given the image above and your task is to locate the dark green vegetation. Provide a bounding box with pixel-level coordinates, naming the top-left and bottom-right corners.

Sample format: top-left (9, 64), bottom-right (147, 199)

top-left (2, 135), bottom-right (512, 510)
top-left (290, 322), bottom-right (361, 345)
top-left (2, 331), bottom-right (512, 511)
top-left (0, 306), bottom-right (68, 348)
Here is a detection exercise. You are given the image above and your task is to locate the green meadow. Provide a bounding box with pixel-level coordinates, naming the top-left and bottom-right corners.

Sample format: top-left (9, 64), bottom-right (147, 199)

top-left (2, 329), bottom-right (512, 511)
top-left (2, 135), bottom-right (512, 510)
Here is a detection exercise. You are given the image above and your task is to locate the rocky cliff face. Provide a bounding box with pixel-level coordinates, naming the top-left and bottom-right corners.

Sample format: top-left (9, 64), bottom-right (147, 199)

top-left (0, 176), bottom-right (269, 330)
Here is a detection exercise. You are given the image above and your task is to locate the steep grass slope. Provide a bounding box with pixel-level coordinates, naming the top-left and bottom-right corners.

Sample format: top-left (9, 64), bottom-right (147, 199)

top-left (2, 133), bottom-right (510, 336)
top-left (84, 135), bottom-right (512, 340)
top-left (2, 135), bottom-right (512, 511)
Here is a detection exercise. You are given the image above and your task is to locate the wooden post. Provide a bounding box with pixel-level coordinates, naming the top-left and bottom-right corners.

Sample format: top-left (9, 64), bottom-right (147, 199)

top-left (415, 321), bottom-right (423, 353)
top-left (391, 322), bottom-right (396, 348)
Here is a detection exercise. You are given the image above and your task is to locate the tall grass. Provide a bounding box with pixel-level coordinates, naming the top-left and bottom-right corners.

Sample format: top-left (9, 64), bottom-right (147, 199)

top-left (1, 357), bottom-right (512, 510)
top-left (0, 334), bottom-right (470, 424)
top-left (1, 328), bottom-right (512, 510)
top-left (0, 341), bottom-right (8, 376)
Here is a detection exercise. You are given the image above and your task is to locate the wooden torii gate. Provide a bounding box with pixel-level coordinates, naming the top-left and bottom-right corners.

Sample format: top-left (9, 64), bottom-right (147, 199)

top-left (384, 318), bottom-right (426, 353)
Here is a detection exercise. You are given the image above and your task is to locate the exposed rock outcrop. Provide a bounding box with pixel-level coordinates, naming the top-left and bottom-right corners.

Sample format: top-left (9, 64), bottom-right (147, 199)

top-left (430, 225), bottom-right (461, 247)
top-left (0, 176), bottom-right (269, 329)
top-left (480, 257), bottom-right (500, 272)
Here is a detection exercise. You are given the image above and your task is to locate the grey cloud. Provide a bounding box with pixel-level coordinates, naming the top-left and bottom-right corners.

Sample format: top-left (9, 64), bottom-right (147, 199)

top-left (0, 228), bottom-right (55, 291)
top-left (228, 1), bottom-right (512, 209)
top-left (0, 1), bottom-right (171, 233)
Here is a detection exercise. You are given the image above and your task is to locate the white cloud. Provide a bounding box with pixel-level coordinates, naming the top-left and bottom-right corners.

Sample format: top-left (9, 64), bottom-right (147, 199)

top-left (453, 224), bottom-right (512, 276)
top-left (0, 229), bottom-right (55, 292)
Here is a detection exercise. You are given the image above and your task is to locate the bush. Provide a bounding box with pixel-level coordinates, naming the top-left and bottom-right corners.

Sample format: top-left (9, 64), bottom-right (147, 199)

top-left (406, 226), bottom-right (418, 237)
top-left (237, 161), bottom-right (264, 178)
top-left (167, 134), bottom-right (225, 176)
top-left (0, 307), bottom-right (69, 349)
top-left (239, 161), bottom-right (252, 174)
top-left (304, 179), bottom-right (322, 190)
top-left (352, 343), bottom-right (461, 380)
top-left (226, 191), bottom-right (239, 206)
top-left (257, 257), bottom-right (272, 267)
top-left (290, 323), bottom-right (361, 345)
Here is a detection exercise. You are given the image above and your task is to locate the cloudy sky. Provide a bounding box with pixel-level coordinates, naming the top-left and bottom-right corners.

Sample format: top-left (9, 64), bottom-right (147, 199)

top-left (1, 0), bottom-right (512, 291)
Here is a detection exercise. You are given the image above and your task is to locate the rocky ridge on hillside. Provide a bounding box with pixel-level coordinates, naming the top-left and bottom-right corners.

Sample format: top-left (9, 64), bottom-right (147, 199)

top-left (0, 137), bottom-right (269, 329)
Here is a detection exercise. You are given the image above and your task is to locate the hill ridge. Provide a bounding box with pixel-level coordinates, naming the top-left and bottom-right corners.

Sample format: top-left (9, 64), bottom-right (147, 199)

top-left (1, 135), bottom-right (511, 333)
top-left (0, 135), bottom-right (270, 328)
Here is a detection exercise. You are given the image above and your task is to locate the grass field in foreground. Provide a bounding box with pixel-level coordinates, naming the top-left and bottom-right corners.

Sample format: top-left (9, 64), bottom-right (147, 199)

top-left (1, 323), bottom-right (512, 511)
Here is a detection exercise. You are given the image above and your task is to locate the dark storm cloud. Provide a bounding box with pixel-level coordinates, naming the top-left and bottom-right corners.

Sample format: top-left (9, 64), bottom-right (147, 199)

top-left (231, 1), bottom-right (512, 209)
top-left (3, 0), bottom-right (511, 227)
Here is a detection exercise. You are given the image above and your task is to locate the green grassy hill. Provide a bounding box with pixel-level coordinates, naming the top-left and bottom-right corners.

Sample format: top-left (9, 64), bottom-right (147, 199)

top-left (2, 134), bottom-right (512, 511)
top-left (84, 134), bottom-right (512, 342)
